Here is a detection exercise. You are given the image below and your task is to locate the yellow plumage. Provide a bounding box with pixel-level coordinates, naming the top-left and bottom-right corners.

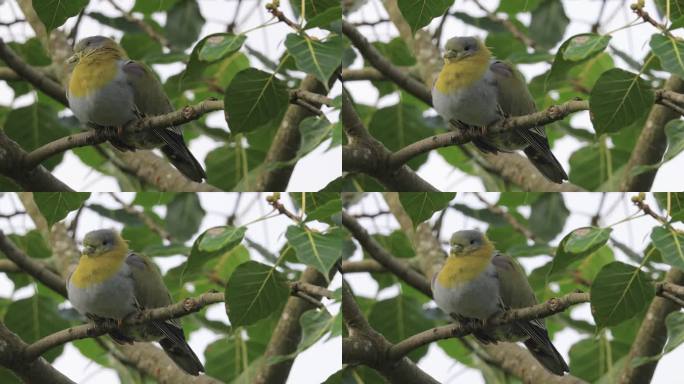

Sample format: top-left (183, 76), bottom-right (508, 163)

top-left (68, 49), bottom-right (123, 98)
top-left (434, 46), bottom-right (490, 93)
top-left (70, 238), bottom-right (127, 288)
top-left (436, 241), bottom-right (494, 288)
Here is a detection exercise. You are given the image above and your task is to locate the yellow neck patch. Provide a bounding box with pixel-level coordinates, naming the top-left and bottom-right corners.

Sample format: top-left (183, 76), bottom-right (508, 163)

top-left (70, 242), bottom-right (128, 288)
top-left (68, 51), bottom-right (122, 98)
top-left (437, 242), bottom-right (494, 289)
top-left (434, 50), bottom-right (491, 93)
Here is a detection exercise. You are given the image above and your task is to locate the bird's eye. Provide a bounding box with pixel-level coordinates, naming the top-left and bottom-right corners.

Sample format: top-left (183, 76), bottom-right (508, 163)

top-left (464, 46), bottom-right (470, 51)
top-left (470, 239), bottom-right (476, 244)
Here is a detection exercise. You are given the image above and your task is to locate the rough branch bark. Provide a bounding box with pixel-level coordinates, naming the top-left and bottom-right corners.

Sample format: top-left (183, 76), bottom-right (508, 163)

top-left (254, 267), bottom-right (327, 384)
top-left (620, 75), bottom-right (684, 191)
top-left (342, 91), bottom-right (439, 191)
top-left (618, 268), bottom-right (684, 384)
top-left (0, 133), bottom-right (74, 191)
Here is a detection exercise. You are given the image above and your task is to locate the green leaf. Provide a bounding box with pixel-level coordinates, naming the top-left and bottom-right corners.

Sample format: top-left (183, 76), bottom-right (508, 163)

top-left (304, 6), bottom-right (342, 30)
top-left (291, 0), bottom-right (340, 19)
top-left (33, 192), bottom-right (90, 228)
top-left (285, 34), bottom-right (342, 87)
top-left (4, 104), bottom-right (71, 170)
top-left (568, 143), bottom-right (631, 190)
top-left (497, 0), bottom-right (542, 14)
top-left (198, 34), bottom-right (246, 62)
top-left (368, 295), bottom-right (434, 361)
top-left (650, 226), bottom-right (684, 269)
top-left (589, 68), bottom-right (654, 135)
top-left (590, 261), bottom-right (655, 328)
top-left (398, 192), bottom-right (455, 226)
top-left (132, 0), bottom-right (180, 14)
top-left (205, 145), bottom-right (267, 191)
top-left (224, 68), bottom-right (289, 134)
top-left (650, 33), bottom-right (684, 78)
top-left (224, 261), bottom-right (289, 327)
top-left (550, 227), bottom-right (612, 275)
top-left (133, 192), bottom-right (176, 207)
top-left (529, 0), bottom-right (569, 50)
top-left (5, 295), bottom-right (70, 362)
top-left (396, 0), bottom-right (452, 34)
top-left (569, 337), bottom-right (630, 382)
top-left (269, 309), bottom-right (334, 364)
top-left (368, 103), bottom-right (434, 169)
top-left (8, 230), bottom-right (52, 259)
top-left (33, 0), bottom-right (88, 33)
top-left (120, 33), bottom-right (162, 61)
top-left (306, 199), bottom-right (342, 223)
top-left (286, 226), bottom-right (341, 276)
top-left (164, 0), bottom-right (204, 50)
top-left (664, 311), bottom-right (684, 354)
top-left (165, 193), bottom-right (204, 242)
top-left (183, 226), bottom-right (246, 282)
top-left (528, 194), bottom-right (569, 242)
top-left (287, 117), bottom-right (335, 165)
top-left (204, 335), bottom-right (265, 382)
top-left (663, 120), bottom-right (684, 163)
top-left (198, 226), bottom-right (246, 253)
top-left (563, 34), bottom-right (611, 61)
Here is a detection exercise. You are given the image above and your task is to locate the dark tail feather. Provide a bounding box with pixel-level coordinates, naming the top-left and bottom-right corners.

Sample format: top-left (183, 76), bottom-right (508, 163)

top-left (161, 144), bottom-right (207, 183)
top-left (524, 337), bottom-right (569, 376)
top-left (523, 146), bottom-right (568, 184)
top-left (156, 322), bottom-right (205, 376)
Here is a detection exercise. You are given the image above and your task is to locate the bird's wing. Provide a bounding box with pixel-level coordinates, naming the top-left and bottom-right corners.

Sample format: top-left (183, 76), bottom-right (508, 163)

top-left (490, 60), bottom-right (560, 165)
top-left (492, 252), bottom-right (537, 309)
top-left (126, 252), bottom-right (174, 308)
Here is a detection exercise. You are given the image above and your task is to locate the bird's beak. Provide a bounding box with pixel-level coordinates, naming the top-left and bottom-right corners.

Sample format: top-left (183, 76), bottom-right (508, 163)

top-left (66, 53), bottom-right (79, 64)
top-left (443, 49), bottom-right (459, 59)
top-left (83, 244), bottom-right (95, 256)
top-left (451, 244), bottom-right (464, 254)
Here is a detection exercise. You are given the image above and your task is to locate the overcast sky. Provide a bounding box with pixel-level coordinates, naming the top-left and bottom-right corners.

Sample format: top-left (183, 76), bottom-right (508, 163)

top-left (0, 192), bottom-right (341, 383)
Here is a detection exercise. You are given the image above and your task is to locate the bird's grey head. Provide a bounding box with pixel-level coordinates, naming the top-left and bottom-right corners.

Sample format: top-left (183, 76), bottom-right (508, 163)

top-left (443, 36), bottom-right (482, 60)
top-left (82, 229), bottom-right (119, 256)
top-left (68, 36), bottom-right (123, 63)
top-left (449, 230), bottom-right (486, 255)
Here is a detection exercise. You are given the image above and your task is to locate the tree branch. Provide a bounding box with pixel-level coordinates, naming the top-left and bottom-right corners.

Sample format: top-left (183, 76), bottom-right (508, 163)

top-left (342, 20), bottom-right (432, 105)
top-left (0, 322), bottom-right (75, 384)
top-left (22, 99), bottom-right (224, 170)
top-left (254, 267), bottom-right (327, 384)
top-left (0, 133), bottom-right (74, 191)
top-left (388, 100), bottom-right (588, 169)
top-left (342, 212), bottom-right (432, 296)
top-left (618, 268), bottom-right (684, 384)
top-left (620, 75), bottom-right (684, 191)
top-left (0, 230), bottom-right (68, 297)
top-left (389, 292), bottom-right (589, 360)
top-left (0, 38), bottom-right (68, 106)
top-left (254, 75), bottom-right (328, 191)
top-left (23, 291), bottom-right (224, 360)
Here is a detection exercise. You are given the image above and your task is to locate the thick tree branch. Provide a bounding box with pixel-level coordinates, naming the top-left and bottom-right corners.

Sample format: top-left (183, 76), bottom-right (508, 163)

top-left (116, 150), bottom-right (221, 191)
top-left (0, 322), bottom-right (75, 384)
top-left (389, 292), bottom-right (589, 360)
top-left (342, 20), bottom-right (432, 105)
top-left (342, 281), bottom-right (440, 384)
top-left (0, 38), bottom-right (69, 106)
top-left (22, 99), bottom-right (224, 170)
top-left (23, 291), bottom-right (224, 360)
top-left (0, 230), bottom-right (68, 296)
top-left (254, 75), bottom-right (328, 191)
top-left (620, 75), bottom-right (684, 191)
top-left (388, 100), bottom-right (588, 169)
top-left (341, 259), bottom-right (386, 273)
top-left (618, 268), bottom-right (684, 384)
top-left (0, 132), bottom-right (74, 191)
top-left (254, 267), bottom-right (327, 384)
top-left (342, 212), bottom-right (432, 296)
top-left (342, 91), bottom-right (439, 191)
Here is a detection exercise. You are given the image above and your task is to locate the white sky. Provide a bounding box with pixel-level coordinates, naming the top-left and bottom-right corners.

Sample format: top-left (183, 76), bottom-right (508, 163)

top-left (344, 0), bottom-right (684, 191)
top-left (0, 0), bottom-right (341, 191)
top-left (344, 192), bottom-right (683, 383)
top-left (0, 192), bottom-right (341, 384)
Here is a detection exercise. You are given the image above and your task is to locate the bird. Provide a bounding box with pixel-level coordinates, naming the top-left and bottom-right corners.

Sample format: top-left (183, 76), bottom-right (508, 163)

top-left (67, 35), bottom-right (206, 182)
top-left (66, 229), bottom-right (205, 375)
top-left (432, 36), bottom-right (568, 184)
top-left (431, 230), bottom-right (569, 375)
